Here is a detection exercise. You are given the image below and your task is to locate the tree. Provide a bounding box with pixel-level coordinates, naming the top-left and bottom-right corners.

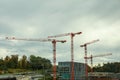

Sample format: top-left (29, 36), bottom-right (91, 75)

top-left (4, 56), bottom-right (10, 68)
top-left (93, 62), bottom-right (120, 73)
top-left (29, 55), bottom-right (42, 70)
top-left (9, 55), bottom-right (19, 68)
top-left (21, 55), bottom-right (27, 68)
top-left (0, 58), bottom-right (7, 71)
top-left (29, 55), bottom-right (52, 70)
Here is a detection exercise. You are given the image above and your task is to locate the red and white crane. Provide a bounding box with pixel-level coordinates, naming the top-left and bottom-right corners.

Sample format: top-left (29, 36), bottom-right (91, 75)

top-left (48, 32), bottom-right (82, 80)
top-left (6, 36), bottom-right (66, 80)
top-left (80, 39), bottom-right (99, 79)
top-left (85, 53), bottom-right (112, 72)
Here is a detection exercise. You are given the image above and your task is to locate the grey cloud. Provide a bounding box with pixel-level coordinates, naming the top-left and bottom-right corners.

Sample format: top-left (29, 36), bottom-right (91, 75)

top-left (0, 23), bottom-right (13, 34)
top-left (0, 0), bottom-right (45, 18)
top-left (0, 0), bottom-right (120, 64)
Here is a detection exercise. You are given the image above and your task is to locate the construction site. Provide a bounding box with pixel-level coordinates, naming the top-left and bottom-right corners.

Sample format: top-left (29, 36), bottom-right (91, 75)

top-left (0, 32), bottom-right (119, 80)
top-left (0, 0), bottom-right (120, 80)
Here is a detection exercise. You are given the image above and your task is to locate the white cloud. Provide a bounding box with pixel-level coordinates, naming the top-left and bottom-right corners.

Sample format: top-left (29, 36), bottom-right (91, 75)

top-left (0, 48), bottom-right (9, 58)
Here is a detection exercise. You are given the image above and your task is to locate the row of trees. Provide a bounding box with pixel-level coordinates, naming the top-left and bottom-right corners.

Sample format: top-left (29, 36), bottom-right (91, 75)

top-left (1, 55), bottom-right (119, 73)
top-left (93, 62), bottom-right (120, 73)
top-left (0, 55), bottom-right (52, 71)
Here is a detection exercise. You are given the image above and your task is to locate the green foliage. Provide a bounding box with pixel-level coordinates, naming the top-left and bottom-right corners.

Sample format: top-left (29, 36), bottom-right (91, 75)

top-left (29, 55), bottom-right (52, 70)
top-left (93, 62), bottom-right (120, 73)
top-left (7, 69), bottom-right (28, 73)
top-left (0, 54), bottom-right (52, 74)
top-left (18, 55), bottom-right (28, 69)
top-left (29, 55), bottom-right (42, 70)
top-left (0, 59), bottom-right (7, 70)
top-left (8, 55), bottom-right (19, 68)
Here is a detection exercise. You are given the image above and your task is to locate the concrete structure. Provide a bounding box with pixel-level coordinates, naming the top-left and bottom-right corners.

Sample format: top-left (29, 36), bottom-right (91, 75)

top-left (58, 62), bottom-right (85, 80)
top-left (0, 75), bottom-right (16, 80)
top-left (0, 73), bottom-right (43, 80)
top-left (114, 73), bottom-right (120, 80)
top-left (88, 72), bottom-right (117, 80)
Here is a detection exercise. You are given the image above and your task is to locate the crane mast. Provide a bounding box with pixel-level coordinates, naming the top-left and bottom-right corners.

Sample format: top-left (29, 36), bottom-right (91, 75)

top-left (80, 39), bottom-right (99, 80)
top-left (6, 36), bottom-right (66, 80)
top-left (48, 32), bottom-right (82, 80)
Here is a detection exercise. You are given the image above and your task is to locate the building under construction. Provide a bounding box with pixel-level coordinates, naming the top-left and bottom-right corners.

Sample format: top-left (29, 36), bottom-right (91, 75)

top-left (58, 62), bottom-right (85, 80)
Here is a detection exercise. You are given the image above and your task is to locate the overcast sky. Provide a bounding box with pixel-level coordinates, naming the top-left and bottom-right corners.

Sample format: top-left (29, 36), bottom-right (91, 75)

top-left (0, 0), bottom-right (120, 66)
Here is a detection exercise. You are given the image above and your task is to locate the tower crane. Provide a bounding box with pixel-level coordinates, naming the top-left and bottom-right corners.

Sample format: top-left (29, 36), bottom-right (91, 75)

top-left (48, 32), bottom-right (82, 80)
top-left (85, 53), bottom-right (112, 72)
top-left (80, 39), bottom-right (99, 79)
top-left (6, 37), bottom-right (66, 80)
